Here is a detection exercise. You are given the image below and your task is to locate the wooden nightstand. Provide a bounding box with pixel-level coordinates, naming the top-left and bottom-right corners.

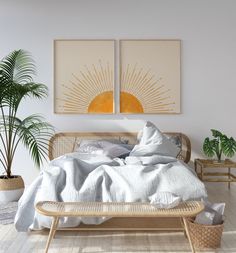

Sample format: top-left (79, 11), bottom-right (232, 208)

top-left (194, 159), bottom-right (236, 189)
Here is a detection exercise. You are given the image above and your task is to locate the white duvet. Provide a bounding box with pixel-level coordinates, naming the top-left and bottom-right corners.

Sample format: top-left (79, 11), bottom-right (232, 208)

top-left (14, 122), bottom-right (207, 231)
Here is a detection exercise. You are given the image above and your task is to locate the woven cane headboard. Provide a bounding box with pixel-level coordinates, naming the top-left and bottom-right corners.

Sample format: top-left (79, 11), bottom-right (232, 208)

top-left (48, 132), bottom-right (191, 163)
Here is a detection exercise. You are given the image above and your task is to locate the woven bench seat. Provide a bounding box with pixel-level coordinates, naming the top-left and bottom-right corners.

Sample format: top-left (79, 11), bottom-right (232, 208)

top-left (35, 201), bottom-right (204, 253)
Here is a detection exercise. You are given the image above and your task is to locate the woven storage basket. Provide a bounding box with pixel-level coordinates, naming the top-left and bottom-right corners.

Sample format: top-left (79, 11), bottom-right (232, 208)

top-left (186, 218), bottom-right (224, 249)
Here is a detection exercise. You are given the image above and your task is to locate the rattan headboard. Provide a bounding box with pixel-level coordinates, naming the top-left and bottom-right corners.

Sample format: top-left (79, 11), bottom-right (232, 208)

top-left (48, 132), bottom-right (191, 163)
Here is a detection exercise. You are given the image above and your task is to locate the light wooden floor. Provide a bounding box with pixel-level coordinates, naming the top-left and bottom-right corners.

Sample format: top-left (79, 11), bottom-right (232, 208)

top-left (0, 182), bottom-right (236, 253)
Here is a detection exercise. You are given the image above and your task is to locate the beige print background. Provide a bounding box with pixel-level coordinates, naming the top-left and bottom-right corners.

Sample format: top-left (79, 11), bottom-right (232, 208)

top-left (54, 40), bottom-right (115, 114)
top-left (120, 40), bottom-right (180, 114)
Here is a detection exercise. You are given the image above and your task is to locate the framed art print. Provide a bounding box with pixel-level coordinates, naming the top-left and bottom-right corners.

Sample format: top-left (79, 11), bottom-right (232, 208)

top-left (54, 40), bottom-right (115, 114)
top-left (119, 40), bottom-right (181, 114)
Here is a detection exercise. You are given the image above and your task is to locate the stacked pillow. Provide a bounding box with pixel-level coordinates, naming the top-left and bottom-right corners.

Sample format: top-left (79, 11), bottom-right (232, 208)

top-left (75, 139), bottom-right (133, 158)
top-left (130, 121), bottom-right (181, 157)
top-left (75, 122), bottom-right (180, 159)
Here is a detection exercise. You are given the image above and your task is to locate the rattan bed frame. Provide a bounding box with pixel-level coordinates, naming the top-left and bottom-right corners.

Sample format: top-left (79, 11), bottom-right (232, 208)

top-left (47, 131), bottom-right (191, 231)
top-left (49, 132), bottom-right (191, 163)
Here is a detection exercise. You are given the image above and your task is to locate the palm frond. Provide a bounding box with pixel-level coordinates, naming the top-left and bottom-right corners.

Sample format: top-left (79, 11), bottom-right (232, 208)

top-left (13, 115), bottom-right (54, 167)
top-left (0, 50), bottom-right (36, 83)
top-left (23, 83), bottom-right (48, 98)
top-left (0, 81), bottom-right (48, 113)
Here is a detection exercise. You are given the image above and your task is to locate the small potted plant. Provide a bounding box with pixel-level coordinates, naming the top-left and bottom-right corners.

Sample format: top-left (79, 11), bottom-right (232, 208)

top-left (0, 50), bottom-right (54, 202)
top-left (203, 129), bottom-right (236, 162)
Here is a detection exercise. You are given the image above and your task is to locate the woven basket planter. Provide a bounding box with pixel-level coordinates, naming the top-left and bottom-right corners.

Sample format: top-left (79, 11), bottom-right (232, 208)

top-left (186, 218), bottom-right (224, 249)
top-left (0, 176), bottom-right (24, 202)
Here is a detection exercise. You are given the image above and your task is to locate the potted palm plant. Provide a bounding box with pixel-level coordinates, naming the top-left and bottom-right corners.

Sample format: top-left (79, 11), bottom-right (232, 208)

top-left (203, 129), bottom-right (236, 162)
top-left (0, 50), bottom-right (54, 202)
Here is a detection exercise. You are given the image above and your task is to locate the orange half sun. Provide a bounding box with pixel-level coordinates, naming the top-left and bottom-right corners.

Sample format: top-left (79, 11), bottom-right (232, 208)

top-left (88, 91), bottom-right (143, 113)
top-left (120, 92), bottom-right (143, 113)
top-left (88, 91), bottom-right (113, 113)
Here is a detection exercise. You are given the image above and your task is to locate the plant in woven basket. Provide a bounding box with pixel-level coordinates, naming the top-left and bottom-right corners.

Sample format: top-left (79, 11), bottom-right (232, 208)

top-left (203, 129), bottom-right (236, 161)
top-left (0, 50), bottom-right (54, 201)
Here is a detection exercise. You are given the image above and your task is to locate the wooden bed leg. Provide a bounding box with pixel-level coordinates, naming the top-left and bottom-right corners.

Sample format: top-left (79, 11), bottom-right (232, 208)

top-left (183, 217), bottom-right (195, 253)
top-left (44, 217), bottom-right (59, 253)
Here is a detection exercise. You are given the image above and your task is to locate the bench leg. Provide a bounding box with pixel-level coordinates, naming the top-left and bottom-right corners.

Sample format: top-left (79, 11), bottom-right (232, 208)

top-left (180, 218), bottom-right (187, 238)
top-left (182, 218), bottom-right (195, 253)
top-left (52, 217), bottom-right (59, 239)
top-left (44, 217), bottom-right (59, 253)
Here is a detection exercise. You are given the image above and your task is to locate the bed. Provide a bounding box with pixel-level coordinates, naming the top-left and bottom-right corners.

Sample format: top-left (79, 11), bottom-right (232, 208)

top-left (47, 131), bottom-right (192, 231)
top-left (15, 122), bottom-right (207, 232)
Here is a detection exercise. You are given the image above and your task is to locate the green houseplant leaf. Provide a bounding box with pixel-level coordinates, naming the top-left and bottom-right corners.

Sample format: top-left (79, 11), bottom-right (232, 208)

top-left (203, 137), bottom-right (218, 158)
top-left (221, 136), bottom-right (236, 158)
top-left (211, 129), bottom-right (223, 138)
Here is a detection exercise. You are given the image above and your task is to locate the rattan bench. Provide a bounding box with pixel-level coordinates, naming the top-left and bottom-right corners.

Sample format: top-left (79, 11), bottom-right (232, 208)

top-left (36, 201), bottom-right (204, 253)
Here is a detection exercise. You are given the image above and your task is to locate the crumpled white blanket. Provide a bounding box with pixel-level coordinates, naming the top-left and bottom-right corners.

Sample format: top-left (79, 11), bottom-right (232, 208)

top-left (14, 152), bottom-right (207, 232)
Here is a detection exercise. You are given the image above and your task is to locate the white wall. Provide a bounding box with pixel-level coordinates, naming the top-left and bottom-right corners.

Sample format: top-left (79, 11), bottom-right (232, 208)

top-left (1, 0), bottom-right (236, 185)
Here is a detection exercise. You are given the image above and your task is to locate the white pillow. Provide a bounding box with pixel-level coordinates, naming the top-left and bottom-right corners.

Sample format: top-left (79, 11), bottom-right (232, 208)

top-left (76, 143), bottom-right (104, 155)
top-left (149, 192), bottom-right (182, 209)
top-left (139, 121), bottom-right (163, 145)
top-left (103, 143), bottom-right (131, 158)
top-left (77, 138), bottom-right (128, 148)
top-left (130, 122), bottom-right (180, 157)
top-left (75, 141), bottom-right (131, 158)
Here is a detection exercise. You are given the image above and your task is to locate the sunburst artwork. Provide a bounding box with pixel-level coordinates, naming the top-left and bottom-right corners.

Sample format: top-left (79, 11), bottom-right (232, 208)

top-left (120, 64), bottom-right (175, 113)
top-left (57, 61), bottom-right (113, 113)
top-left (120, 40), bottom-right (181, 114)
top-left (54, 40), bottom-right (115, 114)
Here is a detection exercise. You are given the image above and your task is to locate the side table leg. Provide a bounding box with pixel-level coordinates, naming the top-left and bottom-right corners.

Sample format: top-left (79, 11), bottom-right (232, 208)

top-left (228, 167), bottom-right (231, 189)
top-left (194, 161), bottom-right (200, 179)
top-left (183, 217), bottom-right (195, 253)
top-left (200, 165), bottom-right (203, 181)
top-left (44, 217), bottom-right (59, 253)
top-left (194, 160), bottom-right (197, 173)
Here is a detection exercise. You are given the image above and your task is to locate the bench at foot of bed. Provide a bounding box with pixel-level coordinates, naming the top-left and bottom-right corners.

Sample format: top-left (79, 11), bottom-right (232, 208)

top-left (35, 201), bottom-right (204, 253)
